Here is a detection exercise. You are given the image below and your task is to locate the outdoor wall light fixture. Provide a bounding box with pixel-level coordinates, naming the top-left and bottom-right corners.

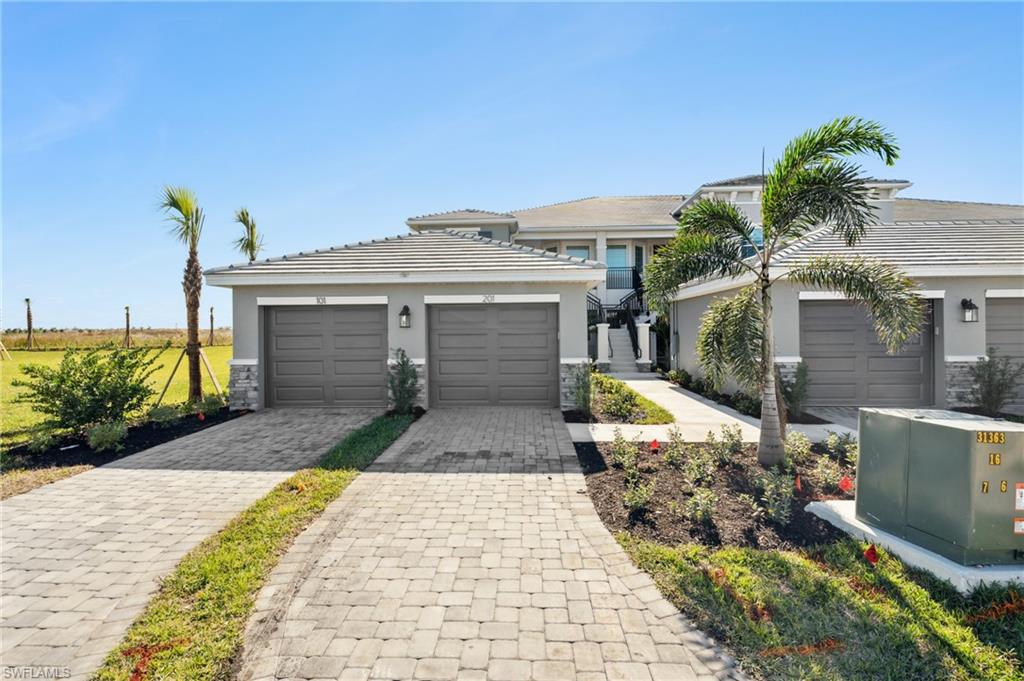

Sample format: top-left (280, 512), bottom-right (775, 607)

top-left (399, 305), bottom-right (412, 328)
top-left (961, 298), bottom-right (979, 323)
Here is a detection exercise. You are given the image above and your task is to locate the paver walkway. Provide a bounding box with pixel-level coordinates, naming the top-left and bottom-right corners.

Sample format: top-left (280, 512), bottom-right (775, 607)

top-left (566, 373), bottom-right (855, 443)
top-left (239, 408), bottom-right (743, 681)
top-left (0, 408), bottom-right (375, 680)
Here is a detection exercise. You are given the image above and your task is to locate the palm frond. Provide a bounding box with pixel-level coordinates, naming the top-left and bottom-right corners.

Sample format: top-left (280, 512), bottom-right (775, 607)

top-left (786, 255), bottom-right (925, 352)
top-left (770, 161), bottom-right (877, 246)
top-left (762, 117), bottom-right (898, 244)
top-left (159, 185), bottom-right (203, 249)
top-left (695, 285), bottom-right (764, 391)
top-left (644, 202), bottom-right (756, 313)
top-left (234, 207), bottom-right (264, 262)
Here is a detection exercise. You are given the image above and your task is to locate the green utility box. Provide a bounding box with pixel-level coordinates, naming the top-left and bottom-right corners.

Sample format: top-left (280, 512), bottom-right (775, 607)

top-left (857, 408), bottom-right (1024, 566)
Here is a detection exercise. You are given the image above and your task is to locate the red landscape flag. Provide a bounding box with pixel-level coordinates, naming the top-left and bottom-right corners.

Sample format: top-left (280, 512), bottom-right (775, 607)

top-left (795, 474), bottom-right (802, 492)
top-left (838, 475), bottom-right (853, 493)
top-left (863, 544), bottom-right (879, 566)
top-left (650, 439), bottom-right (660, 452)
top-left (197, 411), bottom-right (206, 422)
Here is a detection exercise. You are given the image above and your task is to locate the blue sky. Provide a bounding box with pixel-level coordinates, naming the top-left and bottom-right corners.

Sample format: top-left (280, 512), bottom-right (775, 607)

top-left (4, 2), bottom-right (1022, 328)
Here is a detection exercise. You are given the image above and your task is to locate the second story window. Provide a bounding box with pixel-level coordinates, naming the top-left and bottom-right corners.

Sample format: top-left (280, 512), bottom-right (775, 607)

top-left (478, 230), bottom-right (493, 239)
top-left (566, 245), bottom-right (590, 260)
top-left (606, 245), bottom-right (627, 268)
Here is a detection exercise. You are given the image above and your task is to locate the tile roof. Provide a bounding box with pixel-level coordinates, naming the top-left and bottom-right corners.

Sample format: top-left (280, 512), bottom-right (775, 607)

top-left (702, 174), bottom-right (910, 187)
top-left (205, 230), bottom-right (604, 280)
top-left (772, 219), bottom-right (1024, 269)
top-left (893, 198), bottom-right (1024, 222)
top-left (408, 208), bottom-right (516, 221)
top-left (512, 195), bottom-right (683, 228)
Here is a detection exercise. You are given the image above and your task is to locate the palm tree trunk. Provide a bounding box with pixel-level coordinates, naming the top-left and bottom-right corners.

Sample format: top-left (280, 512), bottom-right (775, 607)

top-left (25, 299), bottom-right (34, 350)
top-left (183, 248), bottom-right (203, 403)
top-left (757, 282), bottom-right (786, 466)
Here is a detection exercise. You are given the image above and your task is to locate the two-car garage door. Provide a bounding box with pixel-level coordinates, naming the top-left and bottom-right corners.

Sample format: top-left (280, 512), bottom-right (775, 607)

top-left (800, 300), bottom-right (933, 407)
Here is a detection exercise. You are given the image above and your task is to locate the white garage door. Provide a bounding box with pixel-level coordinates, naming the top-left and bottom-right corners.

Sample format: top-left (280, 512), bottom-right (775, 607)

top-left (986, 298), bottom-right (1024, 410)
top-left (800, 300), bottom-right (933, 407)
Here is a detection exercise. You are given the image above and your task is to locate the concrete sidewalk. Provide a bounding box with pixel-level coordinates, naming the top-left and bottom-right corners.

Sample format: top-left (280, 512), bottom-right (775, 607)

top-left (567, 373), bottom-right (855, 443)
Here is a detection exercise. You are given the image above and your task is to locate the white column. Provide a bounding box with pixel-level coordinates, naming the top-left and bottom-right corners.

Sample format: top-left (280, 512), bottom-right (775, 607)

top-left (636, 322), bottom-right (652, 371)
top-left (596, 323), bottom-right (611, 367)
top-left (596, 231), bottom-right (608, 302)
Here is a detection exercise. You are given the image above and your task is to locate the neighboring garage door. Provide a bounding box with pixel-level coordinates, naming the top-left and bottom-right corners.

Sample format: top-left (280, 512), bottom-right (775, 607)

top-left (429, 303), bottom-right (559, 407)
top-left (265, 305), bottom-right (387, 407)
top-left (986, 298), bottom-right (1024, 410)
top-left (800, 300), bottom-right (933, 407)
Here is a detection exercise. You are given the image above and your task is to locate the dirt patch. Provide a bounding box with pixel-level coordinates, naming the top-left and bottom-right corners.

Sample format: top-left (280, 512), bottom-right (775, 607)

top-left (576, 441), bottom-right (851, 549)
top-left (2, 407), bottom-right (245, 474)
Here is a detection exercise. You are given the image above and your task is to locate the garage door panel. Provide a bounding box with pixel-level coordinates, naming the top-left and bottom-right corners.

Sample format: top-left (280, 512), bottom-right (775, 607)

top-left (800, 300), bottom-right (932, 407)
top-left (987, 298), bottom-right (1024, 409)
top-left (498, 332), bottom-right (550, 350)
top-left (266, 305), bottom-right (387, 407)
top-left (332, 333), bottom-right (385, 351)
top-left (430, 303), bottom-right (558, 407)
top-left (273, 334), bottom-right (323, 351)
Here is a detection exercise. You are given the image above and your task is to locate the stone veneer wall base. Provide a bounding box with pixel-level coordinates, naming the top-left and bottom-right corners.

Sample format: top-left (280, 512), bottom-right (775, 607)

top-left (229, 363), bottom-right (260, 411)
top-left (945, 361), bottom-right (978, 408)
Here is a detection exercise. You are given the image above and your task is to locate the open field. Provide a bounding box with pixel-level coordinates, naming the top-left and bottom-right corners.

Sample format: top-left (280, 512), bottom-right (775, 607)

top-left (2, 328), bottom-right (232, 350)
top-left (1, 346), bottom-right (232, 448)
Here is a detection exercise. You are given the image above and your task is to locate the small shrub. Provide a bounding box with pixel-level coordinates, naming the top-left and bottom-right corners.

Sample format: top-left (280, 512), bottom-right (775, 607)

top-left (571, 363), bottom-right (593, 418)
top-left (748, 468), bottom-right (794, 525)
top-left (387, 348), bottom-right (421, 415)
top-left (784, 431), bottom-right (813, 466)
top-left (683, 446), bottom-right (716, 487)
top-left (623, 477), bottom-right (656, 512)
top-left (149, 404), bottom-right (182, 428)
top-left (12, 344), bottom-right (163, 431)
top-left (969, 348), bottom-right (1024, 416)
top-left (690, 376), bottom-right (706, 395)
top-left (825, 431), bottom-right (858, 466)
top-left (667, 368), bottom-right (691, 389)
top-left (732, 391), bottom-right (762, 417)
top-left (703, 430), bottom-right (730, 465)
top-left (196, 393), bottom-right (225, 414)
top-left (601, 381), bottom-right (640, 420)
top-left (609, 428), bottom-right (639, 469)
top-left (779, 362), bottom-right (810, 417)
top-left (719, 424), bottom-right (744, 456)
top-left (661, 427), bottom-right (685, 468)
top-left (87, 421), bottom-right (127, 452)
top-left (686, 487), bottom-right (718, 524)
top-left (814, 455), bottom-right (845, 492)
top-left (27, 430), bottom-right (56, 453)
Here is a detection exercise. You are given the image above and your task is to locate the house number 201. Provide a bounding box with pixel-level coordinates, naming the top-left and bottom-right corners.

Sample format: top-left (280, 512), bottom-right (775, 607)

top-left (481, 294), bottom-right (496, 303)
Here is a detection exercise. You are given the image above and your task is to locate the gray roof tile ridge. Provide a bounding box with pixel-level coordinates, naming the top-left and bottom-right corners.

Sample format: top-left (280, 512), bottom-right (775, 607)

top-left (409, 208), bottom-right (516, 220)
top-left (205, 231), bottom-right (424, 273)
top-left (442, 229), bottom-right (606, 268)
top-left (895, 197), bottom-right (1024, 209)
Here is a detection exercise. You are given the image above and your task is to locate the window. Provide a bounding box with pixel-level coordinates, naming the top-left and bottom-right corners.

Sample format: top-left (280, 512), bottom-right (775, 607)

top-left (606, 245), bottom-right (627, 268)
top-left (478, 230), bottom-right (493, 239)
top-left (566, 245), bottom-right (590, 260)
top-left (634, 245), bottom-right (644, 271)
top-left (545, 245), bottom-right (558, 253)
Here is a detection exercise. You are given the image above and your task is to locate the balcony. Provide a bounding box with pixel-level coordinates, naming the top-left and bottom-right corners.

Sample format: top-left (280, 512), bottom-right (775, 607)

top-left (606, 266), bottom-right (641, 290)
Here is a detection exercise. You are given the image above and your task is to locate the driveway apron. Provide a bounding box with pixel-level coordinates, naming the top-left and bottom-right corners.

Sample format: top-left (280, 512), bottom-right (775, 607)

top-left (239, 408), bottom-right (742, 681)
top-left (0, 408), bottom-right (375, 680)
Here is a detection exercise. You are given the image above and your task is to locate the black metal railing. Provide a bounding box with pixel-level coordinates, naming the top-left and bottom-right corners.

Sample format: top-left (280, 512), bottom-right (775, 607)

top-left (623, 311), bottom-right (640, 359)
top-left (617, 288), bottom-right (645, 318)
top-left (606, 266), bottom-right (641, 290)
top-left (586, 292), bottom-right (605, 325)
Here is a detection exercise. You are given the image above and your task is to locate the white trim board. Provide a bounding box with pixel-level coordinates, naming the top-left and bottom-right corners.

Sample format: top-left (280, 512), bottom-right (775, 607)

top-left (229, 359), bottom-right (258, 366)
top-left (946, 355), bottom-right (986, 362)
top-left (560, 357), bottom-right (591, 363)
top-left (208, 271), bottom-right (605, 286)
top-left (256, 296), bottom-right (388, 306)
top-left (424, 294), bottom-right (560, 304)
top-left (775, 356), bottom-right (802, 363)
top-left (800, 290), bottom-right (944, 300)
top-left (987, 289), bottom-right (1024, 298)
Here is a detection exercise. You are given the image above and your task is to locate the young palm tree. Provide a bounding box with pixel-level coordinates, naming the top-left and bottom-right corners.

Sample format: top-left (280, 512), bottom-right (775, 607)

top-left (234, 207), bottom-right (264, 263)
top-left (646, 117), bottom-right (925, 466)
top-left (24, 298), bottom-right (34, 350)
top-left (160, 185), bottom-right (204, 403)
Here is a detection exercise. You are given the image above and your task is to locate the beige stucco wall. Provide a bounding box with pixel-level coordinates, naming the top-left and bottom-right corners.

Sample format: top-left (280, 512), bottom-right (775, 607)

top-left (671, 274), bottom-right (1024, 402)
top-left (229, 280), bottom-right (591, 362)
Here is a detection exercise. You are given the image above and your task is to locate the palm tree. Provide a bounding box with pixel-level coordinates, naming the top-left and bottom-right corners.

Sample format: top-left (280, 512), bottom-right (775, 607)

top-left (234, 208), bottom-right (264, 263)
top-left (160, 185), bottom-right (204, 403)
top-left (24, 298), bottom-right (34, 350)
top-left (646, 117), bottom-right (925, 466)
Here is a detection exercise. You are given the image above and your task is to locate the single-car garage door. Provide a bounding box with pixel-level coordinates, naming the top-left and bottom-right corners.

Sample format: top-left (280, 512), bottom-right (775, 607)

top-left (986, 298), bottom-right (1024, 410)
top-left (800, 300), bottom-right (933, 407)
top-left (265, 305), bottom-right (387, 407)
top-left (429, 303), bottom-right (559, 407)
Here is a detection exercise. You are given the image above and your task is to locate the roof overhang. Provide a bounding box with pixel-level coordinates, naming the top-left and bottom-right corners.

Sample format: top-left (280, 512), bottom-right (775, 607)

top-left (406, 217), bottom-right (519, 230)
top-left (207, 268), bottom-right (606, 288)
top-left (516, 225), bottom-right (678, 236)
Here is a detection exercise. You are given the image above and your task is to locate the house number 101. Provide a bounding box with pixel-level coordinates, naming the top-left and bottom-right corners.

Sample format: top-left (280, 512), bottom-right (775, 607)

top-left (315, 296), bottom-right (327, 305)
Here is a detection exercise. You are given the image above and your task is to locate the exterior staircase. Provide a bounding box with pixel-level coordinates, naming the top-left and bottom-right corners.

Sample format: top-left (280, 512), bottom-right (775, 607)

top-left (607, 327), bottom-right (637, 373)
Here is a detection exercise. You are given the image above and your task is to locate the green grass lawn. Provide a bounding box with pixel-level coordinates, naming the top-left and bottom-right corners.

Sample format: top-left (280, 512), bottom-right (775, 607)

top-left (94, 413), bottom-right (414, 681)
top-left (1, 347), bottom-right (232, 448)
top-left (621, 535), bottom-right (1024, 680)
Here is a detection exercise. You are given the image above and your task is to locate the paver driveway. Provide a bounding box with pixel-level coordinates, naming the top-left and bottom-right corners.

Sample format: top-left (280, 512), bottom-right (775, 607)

top-left (240, 408), bottom-right (743, 681)
top-left (0, 408), bottom-right (375, 680)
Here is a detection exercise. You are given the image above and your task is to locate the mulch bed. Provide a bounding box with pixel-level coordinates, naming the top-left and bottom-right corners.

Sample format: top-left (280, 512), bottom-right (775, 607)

top-left (576, 441), bottom-right (852, 549)
top-left (2, 407), bottom-right (245, 471)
